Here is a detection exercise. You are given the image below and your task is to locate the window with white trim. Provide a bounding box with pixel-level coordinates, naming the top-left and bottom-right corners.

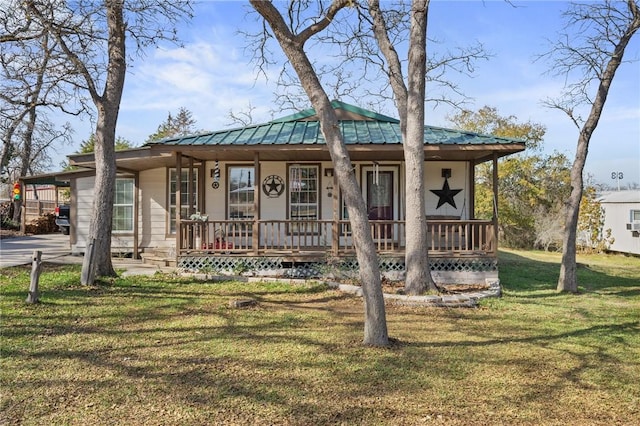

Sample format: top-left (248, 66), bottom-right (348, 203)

top-left (168, 168), bottom-right (198, 234)
top-left (113, 178), bottom-right (134, 232)
top-left (289, 165), bottom-right (319, 232)
top-left (228, 166), bottom-right (255, 219)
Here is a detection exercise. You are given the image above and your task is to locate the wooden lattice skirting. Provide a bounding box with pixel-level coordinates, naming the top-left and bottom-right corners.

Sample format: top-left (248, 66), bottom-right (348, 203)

top-left (178, 256), bottom-right (498, 278)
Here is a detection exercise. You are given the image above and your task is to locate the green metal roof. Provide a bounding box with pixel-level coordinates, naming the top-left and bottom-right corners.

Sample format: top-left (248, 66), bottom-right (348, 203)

top-left (148, 102), bottom-right (524, 148)
top-left (272, 100), bottom-right (400, 123)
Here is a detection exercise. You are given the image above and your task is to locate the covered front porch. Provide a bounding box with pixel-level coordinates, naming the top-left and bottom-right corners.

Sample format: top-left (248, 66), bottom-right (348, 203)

top-left (176, 217), bottom-right (498, 279)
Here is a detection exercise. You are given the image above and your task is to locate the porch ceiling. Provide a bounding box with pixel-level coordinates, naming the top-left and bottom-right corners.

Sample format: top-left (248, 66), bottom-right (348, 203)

top-left (167, 144), bottom-right (524, 163)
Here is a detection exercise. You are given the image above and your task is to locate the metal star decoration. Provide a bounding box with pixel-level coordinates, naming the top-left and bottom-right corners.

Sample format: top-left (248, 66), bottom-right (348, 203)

top-left (262, 175), bottom-right (285, 198)
top-left (430, 178), bottom-right (462, 209)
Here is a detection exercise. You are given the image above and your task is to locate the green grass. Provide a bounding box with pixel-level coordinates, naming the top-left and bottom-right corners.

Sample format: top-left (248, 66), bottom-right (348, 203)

top-left (1, 250), bottom-right (639, 425)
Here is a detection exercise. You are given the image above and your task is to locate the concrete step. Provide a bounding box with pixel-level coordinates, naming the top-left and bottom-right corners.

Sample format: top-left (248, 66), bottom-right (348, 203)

top-left (140, 252), bottom-right (176, 268)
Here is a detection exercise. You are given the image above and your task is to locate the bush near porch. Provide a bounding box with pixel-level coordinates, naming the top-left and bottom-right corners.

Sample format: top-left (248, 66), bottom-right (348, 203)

top-left (1, 250), bottom-right (638, 425)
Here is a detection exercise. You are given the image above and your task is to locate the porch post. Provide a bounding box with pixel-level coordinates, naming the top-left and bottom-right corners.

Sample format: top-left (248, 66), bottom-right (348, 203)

top-left (492, 153), bottom-right (499, 254)
top-left (187, 156), bottom-right (194, 218)
top-left (253, 152), bottom-right (260, 255)
top-left (468, 160), bottom-right (475, 220)
top-left (19, 179), bottom-right (26, 234)
top-left (133, 172), bottom-right (139, 259)
top-left (331, 172), bottom-right (339, 256)
top-left (176, 152), bottom-right (182, 259)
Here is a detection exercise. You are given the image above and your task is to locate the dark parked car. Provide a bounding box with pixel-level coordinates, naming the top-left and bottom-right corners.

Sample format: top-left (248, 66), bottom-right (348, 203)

top-left (55, 204), bottom-right (70, 235)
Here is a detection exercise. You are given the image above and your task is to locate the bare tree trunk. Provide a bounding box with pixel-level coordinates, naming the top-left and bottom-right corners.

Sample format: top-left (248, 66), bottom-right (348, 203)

top-left (317, 102), bottom-right (389, 345)
top-left (86, 104), bottom-right (118, 279)
top-left (403, 0), bottom-right (432, 295)
top-left (81, 2), bottom-right (127, 281)
top-left (369, 0), bottom-right (436, 294)
top-left (12, 100), bottom-right (37, 223)
top-left (557, 138), bottom-right (586, 293)
top-left (251, 0), bottom-right (389, 346)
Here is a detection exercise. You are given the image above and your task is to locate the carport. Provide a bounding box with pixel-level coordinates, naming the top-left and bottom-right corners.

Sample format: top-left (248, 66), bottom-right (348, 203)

top-left (18, 170), bottom-right (82, 234)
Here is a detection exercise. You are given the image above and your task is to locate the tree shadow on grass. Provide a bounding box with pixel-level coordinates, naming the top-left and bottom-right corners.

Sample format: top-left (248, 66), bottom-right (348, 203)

top-left (498, 250), bottom-right (640, 298)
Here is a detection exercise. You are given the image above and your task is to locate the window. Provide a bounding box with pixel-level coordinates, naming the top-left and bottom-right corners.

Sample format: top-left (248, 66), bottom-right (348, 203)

top-left (289, 165), bottom-right (319, 232)
top-left (169, 168), bottom-right (198, 234)
top-left (228, 166), bottom-right (255, 233)
top-left (113, 178), bottom-right (134, 232)
top-left (631, 210), bottom-right (640, 222)
top-left (340, 197), bottom-right (351, 235)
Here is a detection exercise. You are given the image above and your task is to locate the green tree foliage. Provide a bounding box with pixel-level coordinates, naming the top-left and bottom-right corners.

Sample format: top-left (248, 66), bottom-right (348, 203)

top-left (448, 106), bottom-right (571, 249)
top-left (77, 134), bottom-right (136, 153)
top-left (448, 106), bottom-right (546, 151)
top-left (577, 186), bottom-right (614, 253)
top-left (61, 134), bottom-right (134, 173)
top-left (146, 107), bottom-right (197, 142)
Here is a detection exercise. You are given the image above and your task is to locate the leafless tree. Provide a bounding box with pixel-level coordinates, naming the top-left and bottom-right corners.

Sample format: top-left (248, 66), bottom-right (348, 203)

top-left (539, 0), bottom-right (640, 293)
top-left (226, 102), bottom-right (257, 127)
top-left (3, 0), bottom-right (193, 282)
top-left (250, 0), bottom-right (389, 347)
top-left (253, 1), bottom-right (487, 117)
top-left (366, 0), bottom-right (436, 294)
top-left (246, 0), bottom-right (488, 294)
top-left (0, 18), bottom-right (80, 220)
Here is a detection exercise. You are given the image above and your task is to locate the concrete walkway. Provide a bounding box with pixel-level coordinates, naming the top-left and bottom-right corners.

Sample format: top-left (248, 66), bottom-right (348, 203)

top-left (0, 233), bottom-right (161, 276)
top-left (0, 233), bottom-right (72, 268)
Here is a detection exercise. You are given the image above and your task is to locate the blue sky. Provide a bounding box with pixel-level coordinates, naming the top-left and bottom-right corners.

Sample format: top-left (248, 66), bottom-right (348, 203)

top-left (53, 0), bottom-right (640, 186)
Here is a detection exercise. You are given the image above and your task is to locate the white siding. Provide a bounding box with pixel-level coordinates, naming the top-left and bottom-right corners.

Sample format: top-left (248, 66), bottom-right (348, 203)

top-left (71, 176), bottom-right (93, 253)
top-left (71, 175), bottom-right (138, 253)
top-left (139, 168), bottom-right (173, 249)
top-left (602, 198), bottom-right (640, 255)
top-left (201, 160), bottom-right (472, 224)
top-left (424, 161), bottom-right (470, 219)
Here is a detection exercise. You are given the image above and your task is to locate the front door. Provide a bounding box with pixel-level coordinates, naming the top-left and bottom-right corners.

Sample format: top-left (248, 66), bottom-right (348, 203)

top-left (367, 171), bottom-right (393, 238)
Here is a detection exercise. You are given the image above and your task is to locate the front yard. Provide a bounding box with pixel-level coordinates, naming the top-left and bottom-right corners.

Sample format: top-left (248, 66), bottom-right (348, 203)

top-left (1, 250), bottom-right (639, 425)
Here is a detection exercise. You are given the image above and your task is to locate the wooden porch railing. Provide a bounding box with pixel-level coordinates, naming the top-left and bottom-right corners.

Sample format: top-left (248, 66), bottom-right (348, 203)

top-left (179, 219), bottom-right (496, 258)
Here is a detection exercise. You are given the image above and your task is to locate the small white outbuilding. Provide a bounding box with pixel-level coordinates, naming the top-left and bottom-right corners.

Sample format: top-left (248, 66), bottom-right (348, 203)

top-left (600, 190), bottom-right (640, 255)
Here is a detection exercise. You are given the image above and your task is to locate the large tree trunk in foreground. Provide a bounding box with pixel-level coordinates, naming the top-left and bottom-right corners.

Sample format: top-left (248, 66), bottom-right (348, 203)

top-left (403, 0), bottom-right (433, 295)
top-left (251, 0), bottom-right (389, 346)
top-left (86, 103), bottom-right (119, 280)
top-left (81, 2), bottom-right (127, 281)
top-left (368, 0), bottom-right (436, 294)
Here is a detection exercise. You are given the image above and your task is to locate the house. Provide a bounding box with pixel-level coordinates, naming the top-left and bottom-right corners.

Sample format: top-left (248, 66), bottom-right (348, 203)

top-left (21, 101), bottom-right (526, 282)
top-left (600, 190), bottom-right (640, 256)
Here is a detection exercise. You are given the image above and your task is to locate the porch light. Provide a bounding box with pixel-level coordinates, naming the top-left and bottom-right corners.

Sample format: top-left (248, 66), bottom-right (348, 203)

top-left (210, 161), bottom-right (221, 189)
top-left (326, 184), bottom-right (334, 197)
top-left (210, 161), bottom-right (221, 179)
